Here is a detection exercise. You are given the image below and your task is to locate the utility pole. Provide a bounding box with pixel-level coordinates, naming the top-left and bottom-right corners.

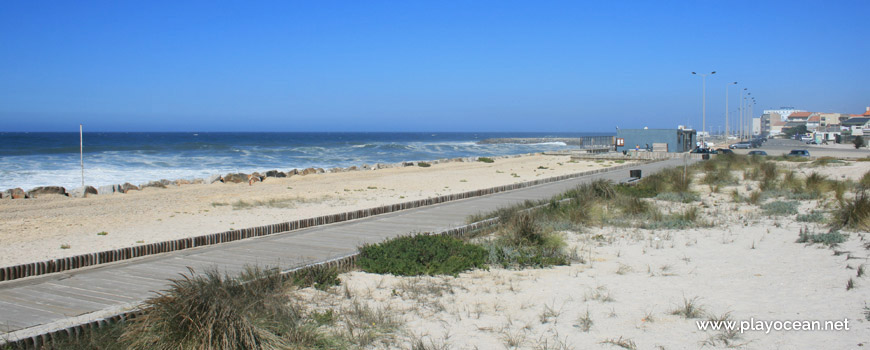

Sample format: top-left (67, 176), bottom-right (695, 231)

top-left (725, 82), bottom-right (737, 139)
top-left (80, 124), bottom-right (84, 187)
top-left (692, 71), bottom-right (716, 142)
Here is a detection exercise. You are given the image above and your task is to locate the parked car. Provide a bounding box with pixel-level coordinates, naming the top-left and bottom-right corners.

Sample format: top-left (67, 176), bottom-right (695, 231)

top-left (748, 150), bottom-right (767, 156)
top-left (729, 142), bottom-right (752, 149)
top-left (787, 149), bottom-right (810, 157)
top-left (691, 148), bottom-right (717, 154)
top-left (716, 148), bottom-right (734, 154)
top-left (806, 140), bottom-right (819, 145)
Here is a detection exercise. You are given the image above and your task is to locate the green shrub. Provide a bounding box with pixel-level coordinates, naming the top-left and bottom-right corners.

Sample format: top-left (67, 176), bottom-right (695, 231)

top-left (796, 211), bottom-right (826, 223)
top-left (417, 162), bottom-right (431, 167)
top-left (478, 157), bottom-right (495, 163)
top-left (834, 192), bottom-right (870, 231)
top-left (655, 192), bottom-right (699, 203)
top-left (358, 234), bottom-right (487, 276)
top-left (761, 201), bottom-right (799, 216)
top-left (291, 265), bottom-right (340, 291)
top-left (812, 157), bottom-right (845, 167)
top-left (797, 230), bottom-right (848, 247)
top-left (123, 267), bottom-right (325, 350)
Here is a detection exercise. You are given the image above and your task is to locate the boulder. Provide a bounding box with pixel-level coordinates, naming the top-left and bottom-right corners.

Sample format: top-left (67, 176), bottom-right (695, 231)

top-left (301, 168), bottom-right (317, 176)
top-left (9, 188), bottom-right (27, 199)
top-left (403, 162), bottom-right (415, 167)
top-left (27, 186), bottom-right (68, 198)
top-left (330, 167), bottom-right (344, 173)
top-left (174, 179), bottom-right (190, 186)
top-left (361, 164), bottom-right (371, 170)
top-left (159, 179), bottom-right (173, 186)
top-left (346, 166), bottom-right (358, 171)
top-left (207, 174), bottom-right (222, 184)
top-left (315, 168), bottom-right (325, 174)
top-left (251, 172), bottom-right (265, 181)
top-left (222, 173), bottom-right (248, 183)
top-left (97, 185), bottom-right (115, 195)
top-left (265, 170), bottom-right (280, 177)
top-left (141, 181), bottom-right (166, 189)
top-left (121, 183), bottom-right (140, 192)
top-left (287, 169), bottom-right (298, 175)
top-left (69, 186), bottom-right (98, 198)
top-left (192, 178), bottom-right (204, 184)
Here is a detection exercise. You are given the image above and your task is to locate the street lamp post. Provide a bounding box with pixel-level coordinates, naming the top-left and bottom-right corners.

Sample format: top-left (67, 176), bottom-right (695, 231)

top-left (692, 71), bottom-right (715, 143)
top-left (725, 82), bottom-right (737, 139)
top-left (737, 88), bottom-right (749, 140)
top-left (746, 93), bottom-right (752, 138)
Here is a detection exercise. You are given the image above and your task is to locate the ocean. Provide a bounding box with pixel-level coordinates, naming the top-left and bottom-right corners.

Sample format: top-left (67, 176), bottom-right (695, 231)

top-left (0, 132), bottom-right (612, 191)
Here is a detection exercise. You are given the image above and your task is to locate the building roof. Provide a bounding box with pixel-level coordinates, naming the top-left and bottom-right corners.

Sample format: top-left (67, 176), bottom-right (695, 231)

top-left (789, 111), bottom-right (812, 118)
top-left (808, 115), bottom-right (821, 122)
top-left (842, 117), bottom-right (870, 126)
top-left (784, 121), bottom-right (806, 128)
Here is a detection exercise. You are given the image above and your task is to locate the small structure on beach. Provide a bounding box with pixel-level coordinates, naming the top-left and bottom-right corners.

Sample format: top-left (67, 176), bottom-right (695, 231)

top-left (615, 128), bottom-right (697, 153)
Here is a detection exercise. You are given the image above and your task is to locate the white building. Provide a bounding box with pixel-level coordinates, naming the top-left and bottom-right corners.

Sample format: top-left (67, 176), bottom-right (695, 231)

top-left (763, 107), bottom-right (806, 122)
top-left (752, 118), bottom-right (761, 136)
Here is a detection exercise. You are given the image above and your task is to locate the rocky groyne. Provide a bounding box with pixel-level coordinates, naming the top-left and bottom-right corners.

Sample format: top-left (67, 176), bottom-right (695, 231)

top-left (477, 136), bottom-right (613, 147)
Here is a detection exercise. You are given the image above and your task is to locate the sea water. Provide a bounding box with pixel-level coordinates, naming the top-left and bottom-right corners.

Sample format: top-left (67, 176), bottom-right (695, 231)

top-left (0, 132), bottom-right (611, 191)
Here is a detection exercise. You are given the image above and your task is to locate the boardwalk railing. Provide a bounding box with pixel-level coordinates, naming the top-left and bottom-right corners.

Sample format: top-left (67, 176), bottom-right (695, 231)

top-left (0, 162), bottom-right (645, 282)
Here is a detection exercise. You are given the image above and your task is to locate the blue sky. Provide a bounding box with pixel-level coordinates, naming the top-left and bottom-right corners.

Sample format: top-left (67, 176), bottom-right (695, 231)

top-left (1, 1), bottom-right (868, 132)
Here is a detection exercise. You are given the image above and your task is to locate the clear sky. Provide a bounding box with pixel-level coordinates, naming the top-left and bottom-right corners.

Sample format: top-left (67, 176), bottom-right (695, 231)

top-left (1, 1), bottom-right (868, 132)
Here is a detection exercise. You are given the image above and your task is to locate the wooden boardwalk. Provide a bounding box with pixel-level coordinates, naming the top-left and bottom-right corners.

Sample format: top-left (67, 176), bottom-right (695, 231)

top-left (0, 158), bottom-right (685, 344)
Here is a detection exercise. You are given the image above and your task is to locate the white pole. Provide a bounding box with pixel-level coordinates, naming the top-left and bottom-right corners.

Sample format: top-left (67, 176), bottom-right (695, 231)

top-left (80, 124), bottom-right (84, 187)
top-left (702, 75), bottom-right (706, 141)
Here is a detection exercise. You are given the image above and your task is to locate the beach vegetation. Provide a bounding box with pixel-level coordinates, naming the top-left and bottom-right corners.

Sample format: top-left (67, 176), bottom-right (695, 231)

top-left (122, 266), bottom-right (332, 350)
top-left (97, 231), bottom-right (108, 236)
top-left (812, 157), bottom-right (846, 167)
top-left (796, 210), bottom-right (826, 223)
top-left (761, 200), bottom-right (799, 216)
top-left (290, 265), bottom-right (341, 291)
top-left (796, 227), bottom-right (847, 247)
top-left (60, 244), bottom-right (70, 249)
top-left (855, 136), bottom-right (865, 149)
top-left (670, 296), bottom-right (706, 319)
top-left (417, 162), bottom-right (431, 167)
top-left (358, 234), bottom-right (487, 276)
top-left (481, 213), bottom-right (570, 268)
top-left (600, 337), bottom-right (637, 350)
top-left (478, 157), bottom-right (494, 163)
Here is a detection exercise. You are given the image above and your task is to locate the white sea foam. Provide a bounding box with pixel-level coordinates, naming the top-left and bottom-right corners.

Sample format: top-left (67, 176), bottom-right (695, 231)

top-left (0, 139), bottom-right (576, 191)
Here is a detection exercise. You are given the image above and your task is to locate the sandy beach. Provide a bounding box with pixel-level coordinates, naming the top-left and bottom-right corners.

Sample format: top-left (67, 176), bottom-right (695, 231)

top-left (288, 156), bottom-right (870, 349)
top-left (0, 154), bottom-right (629, 267)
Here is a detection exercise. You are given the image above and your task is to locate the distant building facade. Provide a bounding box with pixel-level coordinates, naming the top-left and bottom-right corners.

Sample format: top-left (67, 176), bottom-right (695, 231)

top-left (615, 128), bottom-right (697, 153)
top-left (763, 107), bottom-right (806, 122)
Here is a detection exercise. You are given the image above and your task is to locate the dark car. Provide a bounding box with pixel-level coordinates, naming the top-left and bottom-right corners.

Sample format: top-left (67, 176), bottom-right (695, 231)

top-left (691, 148), bottom-right (717, 154)
top-left (787, 149), bottom-right (810, 157)
top-left (748, 150), bottom-right (767, 156)
top-left (716, 148), bottom-right (734, 154)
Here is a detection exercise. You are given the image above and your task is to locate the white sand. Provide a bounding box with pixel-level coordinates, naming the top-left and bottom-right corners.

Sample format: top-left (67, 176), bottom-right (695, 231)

top-left (292, 160), bottom-right (870, 349)
top-left (0, 154), bottom-right (630, 267)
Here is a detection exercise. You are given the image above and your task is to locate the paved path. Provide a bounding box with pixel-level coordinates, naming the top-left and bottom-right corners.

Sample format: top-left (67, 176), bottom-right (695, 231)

top-left (0, 158), bottom-right (685, 343)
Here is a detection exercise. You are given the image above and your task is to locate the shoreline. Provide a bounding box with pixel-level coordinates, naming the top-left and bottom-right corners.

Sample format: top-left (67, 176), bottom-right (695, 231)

top-left (1, 152), bottom-right (540, 198)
